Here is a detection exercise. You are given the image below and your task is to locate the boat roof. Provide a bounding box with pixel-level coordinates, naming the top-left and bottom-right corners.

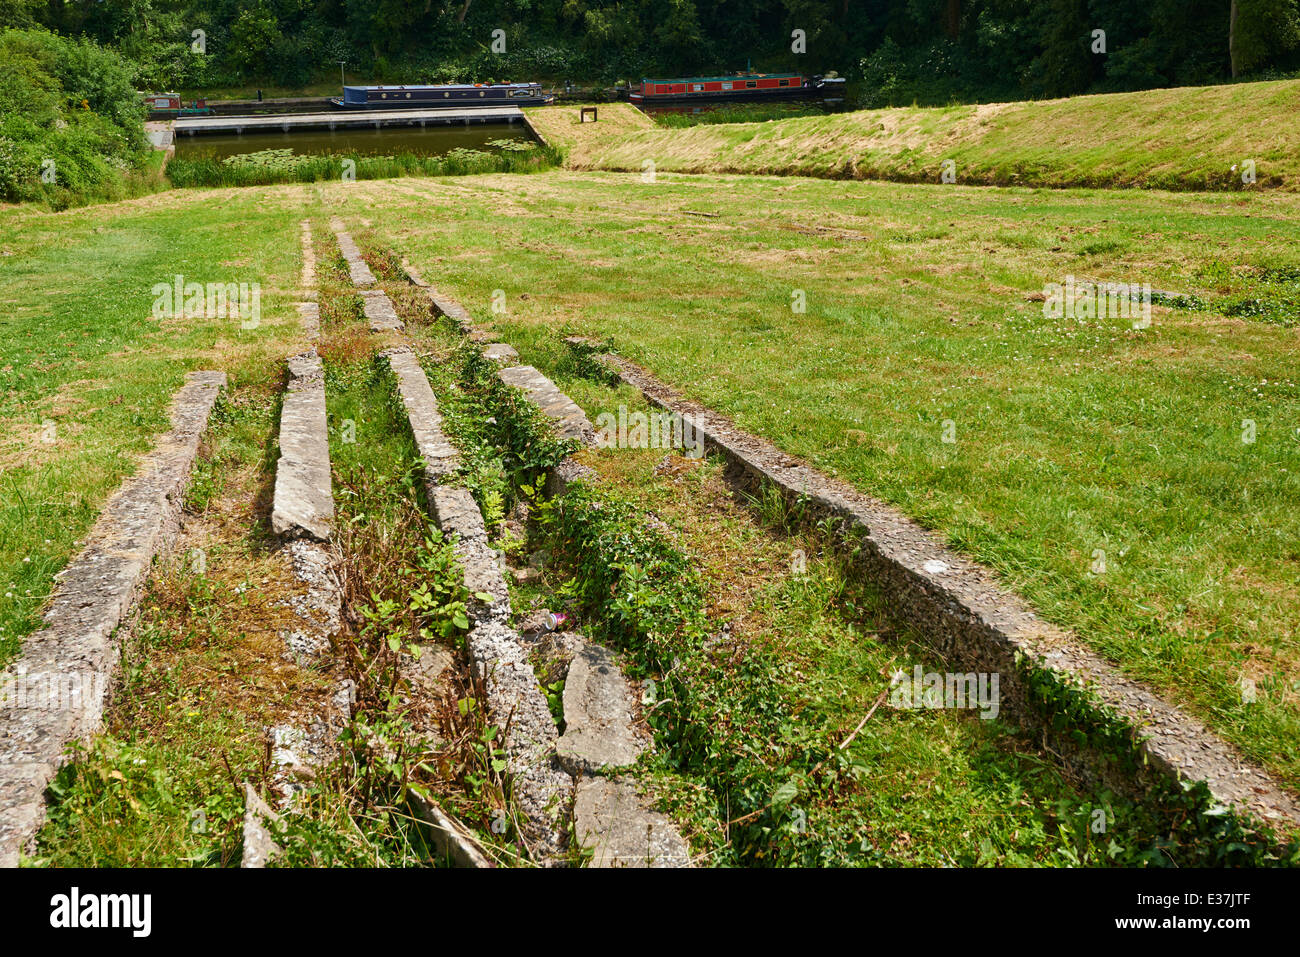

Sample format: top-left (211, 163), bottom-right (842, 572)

top-left (640, 72), bottom-right (802, 83)
top-left (343, 82), bottom-right (539, 91)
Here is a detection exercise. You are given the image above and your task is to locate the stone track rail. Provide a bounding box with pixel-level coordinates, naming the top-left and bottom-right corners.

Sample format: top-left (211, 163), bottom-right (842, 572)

top-left (394, 254), bottom-right (692, 866)
top-left (588, 349), bottom-right (1300, 839)
top-left (0, 371), bottom-right (227, 866)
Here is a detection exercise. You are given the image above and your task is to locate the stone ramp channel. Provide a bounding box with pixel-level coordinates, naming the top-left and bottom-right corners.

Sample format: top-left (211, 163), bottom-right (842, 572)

top-left (553, 639), bottom-right (689, 867)
top-left (328, 220), bottom-right (403, 332)
top-left (247, 343), bottom-right (352, 857)
top-left (507, 367), bottom-right (689, 867)
top-left (330, 216), bottom-right (376, 287)
top-left (587, 348), bottom-right (1300, 837)
top-left (395, 254), bottom-right (690, 865)
top-left (385, 345), bottom-right (689, 866)
top-left (244, 225), bottom-right (492, 867)
top-left (380, 345), bottom-right (572, 864)
top-left (321, 223), bottom-right (500, 865)
top-left (400, 262), bottom-right (486, 341)
top-left (341, 228), bottom-right (571, 862)
top-left (0, 371), bottom-right (227, 866)
top-left (345, 229), bottom-right (691, 865)
top-left (244, 235), bottom-right (352, 862)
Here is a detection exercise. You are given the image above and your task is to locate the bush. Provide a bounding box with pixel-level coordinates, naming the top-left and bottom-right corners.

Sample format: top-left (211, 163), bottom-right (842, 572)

top-left (0, 27), bottom-right (152, 207)
top-left (165, 143), bottom-right (561, 189)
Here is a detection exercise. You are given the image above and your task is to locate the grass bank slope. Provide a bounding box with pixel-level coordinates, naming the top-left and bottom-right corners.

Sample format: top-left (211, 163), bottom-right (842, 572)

top-left (550, 80), bottom-right (1300, 191)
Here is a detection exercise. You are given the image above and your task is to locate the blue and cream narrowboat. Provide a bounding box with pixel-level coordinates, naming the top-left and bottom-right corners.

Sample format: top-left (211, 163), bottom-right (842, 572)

top-left (329, 82), bottom-right (554, 109)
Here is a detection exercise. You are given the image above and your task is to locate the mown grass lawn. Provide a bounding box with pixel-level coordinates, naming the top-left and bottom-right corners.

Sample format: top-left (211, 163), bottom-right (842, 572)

top-left (4, 164), bottom-right (1298, 799)
top-left (0, 186), bottom-right (307, 665)
top-left (333, 169), bottom-right (1300, 788)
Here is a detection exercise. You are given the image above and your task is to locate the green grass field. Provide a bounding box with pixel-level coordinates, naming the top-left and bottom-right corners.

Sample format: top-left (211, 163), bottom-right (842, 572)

top-left (0, 186), bottom-right (306, 665)
top-left (332, 170), bottom-right (1300, 789)
top-left (3, 146), bottom-right (1298, 845)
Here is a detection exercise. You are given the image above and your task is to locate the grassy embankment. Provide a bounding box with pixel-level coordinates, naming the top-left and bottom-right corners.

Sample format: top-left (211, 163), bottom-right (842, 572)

top-left (530, 79), bottom-right (1300, 190)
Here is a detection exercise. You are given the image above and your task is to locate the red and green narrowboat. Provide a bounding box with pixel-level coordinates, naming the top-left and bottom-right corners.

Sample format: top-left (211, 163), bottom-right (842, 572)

top-left (629, 72), bottom-right (845, 106)
top-left (143, 92), bottom-right (213, 117)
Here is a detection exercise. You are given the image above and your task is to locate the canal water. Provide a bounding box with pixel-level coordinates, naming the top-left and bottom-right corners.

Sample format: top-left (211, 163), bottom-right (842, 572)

top-left (173, 122), bottom-right (532, 162)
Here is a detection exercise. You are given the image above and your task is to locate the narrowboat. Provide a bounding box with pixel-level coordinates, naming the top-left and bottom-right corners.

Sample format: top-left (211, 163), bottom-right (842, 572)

top-left (329, 82), bottom-right (554, 109)
top-left (143, 92), bottom-right (213, 116)
top-left (629, 72), bottom-right (845, 106)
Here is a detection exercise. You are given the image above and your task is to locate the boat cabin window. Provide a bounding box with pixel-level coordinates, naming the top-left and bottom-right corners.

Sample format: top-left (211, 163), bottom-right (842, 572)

top-left (778, 79), bottom-right (790, 86)
top-left (692, 84), bottom-right (703, 91)
top-left (721, 82), bottom-right (732, 90)
top-left (746, 80), bottom-right (757, 88)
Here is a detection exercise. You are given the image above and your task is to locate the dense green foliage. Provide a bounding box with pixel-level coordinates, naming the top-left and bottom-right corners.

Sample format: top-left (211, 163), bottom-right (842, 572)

top-left (165, 142), bottom-right (560, 187)
top-left (3, 2), bottom-right (1299, 206)
top-left (6, 1), bottom-right (1300, 104)
top-left (0, 26), bottom-right (152, 205)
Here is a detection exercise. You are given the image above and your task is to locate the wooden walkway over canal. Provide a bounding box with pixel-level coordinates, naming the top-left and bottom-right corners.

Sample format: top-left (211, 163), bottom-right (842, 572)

top-left (174, 106), bottom-right (526, 135)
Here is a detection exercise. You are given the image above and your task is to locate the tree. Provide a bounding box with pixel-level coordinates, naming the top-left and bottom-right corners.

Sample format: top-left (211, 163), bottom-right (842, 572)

top-left (1230, 0), bottom-right (1300, 76)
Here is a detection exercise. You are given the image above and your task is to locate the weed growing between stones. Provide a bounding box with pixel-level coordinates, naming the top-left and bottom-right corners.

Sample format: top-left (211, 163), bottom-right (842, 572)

top-left (522, 473), bottom-right (1298, 867)
top-left (416, 343), bottom-right (577, 531)
top-left (1015, 659), bottom-right (1299, 867)
top-left (295, 324), bottom-right (528, 864)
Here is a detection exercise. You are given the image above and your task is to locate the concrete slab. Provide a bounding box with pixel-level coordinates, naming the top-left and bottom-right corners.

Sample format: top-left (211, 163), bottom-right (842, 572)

top-left (483, 343), bottom-right (518, 364)
top-left (574, 777), bottom-right (691, 868)
top-left (381, 348), bottom-right (459, 486)
top-left (330, 219), bottom-right (375, 286)
top-left (361, 289), bottom-right (403, 332)
top-left (556, 642), bottom-right (646, 775)
top-left (497, 365), bottom-right (594, 443)
top-left (464, 620), bottom-right (571, 862)
top-left (271, 351), bottom-right (333, 541)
